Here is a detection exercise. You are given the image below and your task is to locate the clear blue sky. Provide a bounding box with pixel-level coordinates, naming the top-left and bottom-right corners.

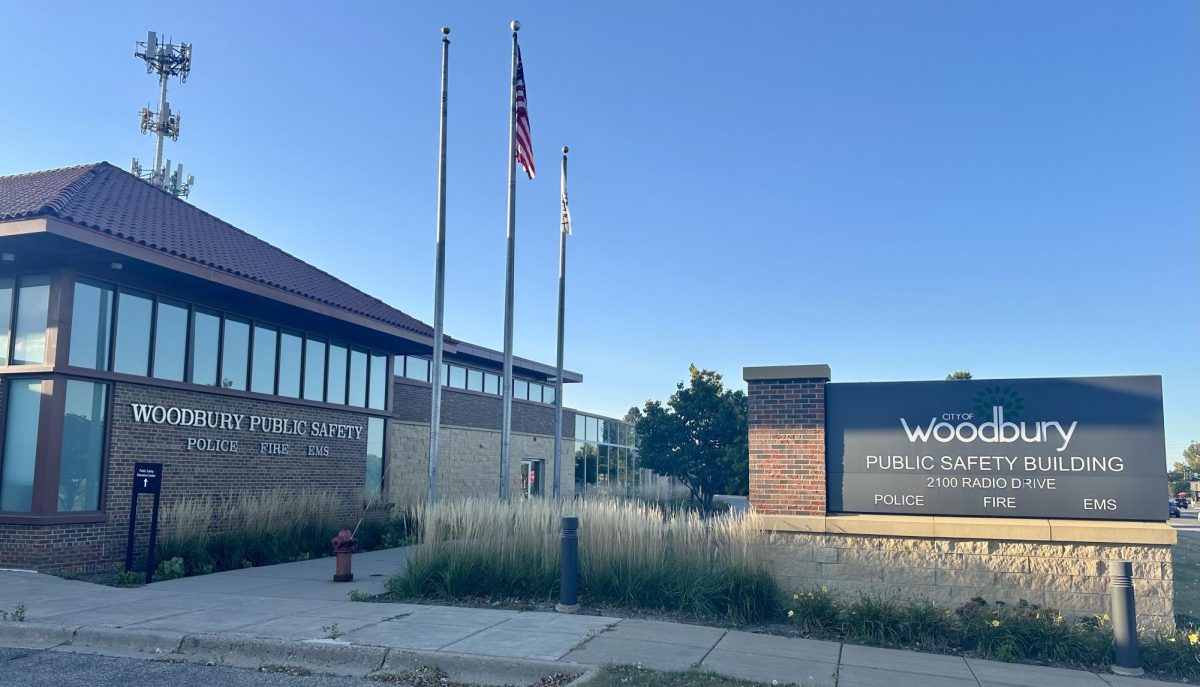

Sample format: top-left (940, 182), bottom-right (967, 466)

top-left (1, 1), bottom-right (1196, 463)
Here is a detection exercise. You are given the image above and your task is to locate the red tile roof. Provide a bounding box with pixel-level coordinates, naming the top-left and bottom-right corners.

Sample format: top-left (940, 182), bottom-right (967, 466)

top-left (0, 162), bottom-right (436, 340)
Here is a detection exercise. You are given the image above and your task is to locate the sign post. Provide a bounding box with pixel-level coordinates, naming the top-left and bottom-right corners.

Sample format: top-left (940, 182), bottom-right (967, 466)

top-left (124, 462), bottom-right (164, 584)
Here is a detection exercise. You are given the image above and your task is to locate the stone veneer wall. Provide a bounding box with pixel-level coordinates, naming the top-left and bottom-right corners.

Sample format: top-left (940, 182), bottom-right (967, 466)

top-left (762, 530), bottom-right (1174, 629)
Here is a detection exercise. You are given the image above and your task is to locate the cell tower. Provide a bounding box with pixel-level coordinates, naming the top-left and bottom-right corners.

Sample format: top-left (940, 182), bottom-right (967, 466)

top-left (130, 31), bottom-right (195, 198)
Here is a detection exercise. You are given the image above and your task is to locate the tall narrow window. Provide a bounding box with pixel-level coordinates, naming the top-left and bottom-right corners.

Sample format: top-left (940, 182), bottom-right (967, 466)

top-left (514, 379), bottom-right (529, 401)
top-left (277, 331), bottom-right (302, 398)
top-left (484, 372), bottom-right (500, 395)
top-left (327, 344), bottom-right (347, 404)
top-left (364, 417), bottom-right (385, 498)
top-left (12, 275), bottom-right (50, 365)
top-left (0, 278), bottom-right (12, 366)
top-left (466, 369), bottom-right (483, 393)
top-left (404, 356), bottom-right (429, 383)
top-left (0, 379), bottom-right (43, 512)
top-left (449, 365), bottom-right (466, 389)
top-left (58, 380), bottom-right (107, 512)
top-left (368, 353), bottom-right (387, 410)
top-left (190, 308), bottom-right (220, 386)
top-left (68, 280), bottom-right (113, 370)
top-left (112, 290), bottom-right (152, 375)
top-left (544, 385), bottom-right (556, 405)
top-left (303, 338), bottom-right (326, 402)
top-left (348, 349), bottom-right (367, 407)
top-left (152, 299), bottom-right (187, 381)
top-left (221, 316), bottom-right (250, 390)
top-left (251, 325), bottom-right (278, 394)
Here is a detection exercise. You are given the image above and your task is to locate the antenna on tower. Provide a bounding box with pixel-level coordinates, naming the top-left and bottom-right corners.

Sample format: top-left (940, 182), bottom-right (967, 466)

top-left (131, 31), bottom-right (196, 198)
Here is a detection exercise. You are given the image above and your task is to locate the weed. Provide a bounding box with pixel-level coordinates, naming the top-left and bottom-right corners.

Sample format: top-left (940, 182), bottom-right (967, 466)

top-left (0, 603), bottom-right (26, 622)
top-left (321, 623), bottom-right (343, 640)
top-left (154, 557), bottom-right (186, 581)
top-left (348, 590), bottom-right (373, 602)
top-left (113, 565), bottom-right (140, 586)
top-left (785, 587), bottom-right (840, 635)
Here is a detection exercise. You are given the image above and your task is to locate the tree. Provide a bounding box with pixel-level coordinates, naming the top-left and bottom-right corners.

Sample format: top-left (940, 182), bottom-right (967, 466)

top-left (1170, 441), bottom-right (1200, 496)
top-left (946, 370), bottom-right (973, 380)
top-left (633, 365), bottom-right (748, 513)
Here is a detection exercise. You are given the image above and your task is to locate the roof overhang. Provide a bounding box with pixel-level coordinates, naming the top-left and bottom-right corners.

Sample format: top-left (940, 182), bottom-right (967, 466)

top-left (0, 216), bottom-right (447, 353)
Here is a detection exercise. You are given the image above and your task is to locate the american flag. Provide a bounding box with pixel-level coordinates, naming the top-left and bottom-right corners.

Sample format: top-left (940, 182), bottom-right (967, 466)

top-left (514, 44), bottom-right (535, 180)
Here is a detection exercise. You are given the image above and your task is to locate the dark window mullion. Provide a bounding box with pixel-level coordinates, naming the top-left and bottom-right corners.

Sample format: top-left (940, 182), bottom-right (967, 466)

top-left (106, 287), bottom-right (121, 372)
top-left (146, 296), bottom-right (158, 378)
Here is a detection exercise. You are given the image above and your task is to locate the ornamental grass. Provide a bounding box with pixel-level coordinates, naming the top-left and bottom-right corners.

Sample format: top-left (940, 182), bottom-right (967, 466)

top-left (388, 497), bottom-right (779, 623)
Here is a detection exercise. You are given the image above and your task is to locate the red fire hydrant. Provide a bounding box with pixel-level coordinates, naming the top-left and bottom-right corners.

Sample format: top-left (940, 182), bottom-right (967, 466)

top-left (332, 528), bottom-right (356, 582)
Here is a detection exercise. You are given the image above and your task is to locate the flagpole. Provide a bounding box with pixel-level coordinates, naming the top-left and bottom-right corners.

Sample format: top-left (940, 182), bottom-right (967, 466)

top-left (552, 146), bottom-right (569, 500)
top-left (499, 20), bottom-right (520, 502)
top-left (427, 27), bottom-right (451, 505)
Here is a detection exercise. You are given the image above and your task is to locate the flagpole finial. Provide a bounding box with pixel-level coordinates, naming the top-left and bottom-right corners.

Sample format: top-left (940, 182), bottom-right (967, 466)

top-left (442, 26), bottom-right (450, 36)
top-left (511, 20), bottom-right (520, 32)
top-left (562, 146), bottom-right (568, 154)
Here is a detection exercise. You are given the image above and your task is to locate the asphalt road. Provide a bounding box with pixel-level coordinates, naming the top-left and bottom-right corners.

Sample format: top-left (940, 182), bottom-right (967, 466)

top-left (0, 647), bottom-right (378, 687)
top-left (1169, 508), bottom-right (1200, 535)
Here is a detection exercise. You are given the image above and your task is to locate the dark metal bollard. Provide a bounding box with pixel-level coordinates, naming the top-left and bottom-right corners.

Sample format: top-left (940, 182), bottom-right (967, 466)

top-left (556, 516), bottom-right (579, 614)
top-left (1109, 560), bottom-right (1143, 676)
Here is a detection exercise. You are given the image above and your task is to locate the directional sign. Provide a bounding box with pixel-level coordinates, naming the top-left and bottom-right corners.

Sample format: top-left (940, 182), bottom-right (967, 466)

top-left (133, 462), bottom-right (162, 494)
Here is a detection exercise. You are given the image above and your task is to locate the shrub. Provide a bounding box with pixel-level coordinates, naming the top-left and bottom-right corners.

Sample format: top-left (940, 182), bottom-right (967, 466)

top-left (785, 587), bottom-right (840, 636)
top-left (154, 556), bottom-right (186, 581)
top-left (390, 497), bottom-right (779, 623)
top-left (956, 598), bottom-right (1112, 666)
top-left (1141, 626), bottom-right (1200, 679)
top-left (843, 594), bottom-right (907, 645)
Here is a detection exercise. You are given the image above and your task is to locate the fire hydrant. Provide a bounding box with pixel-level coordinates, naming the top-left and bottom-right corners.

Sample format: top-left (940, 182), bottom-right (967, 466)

top-left (332, 528), bottom-right (356, 582)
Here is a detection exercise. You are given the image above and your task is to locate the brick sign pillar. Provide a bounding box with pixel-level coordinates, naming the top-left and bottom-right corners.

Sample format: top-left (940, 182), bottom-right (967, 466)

top-left (744, 365), bottom-right (831, 515)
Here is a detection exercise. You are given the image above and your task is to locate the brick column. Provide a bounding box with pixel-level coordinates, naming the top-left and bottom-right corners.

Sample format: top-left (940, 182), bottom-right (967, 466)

top-left (744, 364), bottom-right (830, 516)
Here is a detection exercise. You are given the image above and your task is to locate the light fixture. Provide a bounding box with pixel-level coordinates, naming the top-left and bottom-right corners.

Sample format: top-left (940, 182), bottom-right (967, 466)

top-left (110, 262), bottom-right (123, 270)
top-left (1, 253), bottom-right (14, 262)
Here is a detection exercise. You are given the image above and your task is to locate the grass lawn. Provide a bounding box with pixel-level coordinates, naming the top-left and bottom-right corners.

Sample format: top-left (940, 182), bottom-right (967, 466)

top-left (1174, 533), bottom-right (1200, 621)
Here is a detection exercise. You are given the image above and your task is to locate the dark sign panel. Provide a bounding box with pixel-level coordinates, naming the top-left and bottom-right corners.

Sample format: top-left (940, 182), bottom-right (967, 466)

top-left (826, 376), bottom-right (1167, 521)
top-left (133, 462), bottom-right (163, 494)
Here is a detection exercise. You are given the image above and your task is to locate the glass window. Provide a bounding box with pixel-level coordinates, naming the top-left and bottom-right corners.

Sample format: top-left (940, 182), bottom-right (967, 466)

top-left (1, 379), bottom-right (42, 512)
top-left (585, 416), bottom-right (597, 442)
top-left (531, 383), bottom-right (545, 403)
top-left (348, 349), bottom-right (367, 406)
top-left (603, 420), bottom-right (618, 445)
top-left (12, 275), bottom-right (50, 365)
top-left (250, 325), bottom-right (277, 394)
top-left (544, 384), bottom-right (556, 405)
top-left (303, 338), bottom-right (326, 402)
top-left (449, 365), bottom-right (466, 389)
top-left (365, 417), bottom-right (385, 498)
top-left (484, 372), bottom-right (500, 395)
top-left (221, 316), bottom-right (250, 390)
top-left (597, 419), bottom-right (608, 445)
top-left (277, 331), bottom-right (302, 398)
top-left (405, 356), bottom-right (429, 383)
top-left (112, 290), bottom-right (152, 375)
top-left (190, 308), bottom-right (220, 386)
top-left (514, 379), bottom-right (529, 401)
top-left (152, 299), bottom-right (187, 381)
top-left (58, 380), bottom-right (107, 512)
top-left (327, 344), bottom-right (347, 404)
top-left (466, 368), bottom-right (483, 392)
top-left (575, 414), bottom-right (585, 441)
top-left (368, 354), bottom-right (387, 410)
top-left (68, 280), bottom-right (113, 369)
top-left (0, 278), bottom-right (11, 365)
top-left (440, 362), bottom-right (450, 387)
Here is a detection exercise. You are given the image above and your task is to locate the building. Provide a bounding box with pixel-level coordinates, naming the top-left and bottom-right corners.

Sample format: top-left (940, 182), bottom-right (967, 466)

top-left (0, 162), bottom-right (637, 572)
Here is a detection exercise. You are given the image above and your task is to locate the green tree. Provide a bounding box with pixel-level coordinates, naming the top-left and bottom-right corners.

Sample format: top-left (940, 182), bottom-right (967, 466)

top-left (946, 370), bottom-right (973, 380)
top-left (633, 365), bottom-right (748, 513)
top-left (1170, 441), bottom-right (1200, 496)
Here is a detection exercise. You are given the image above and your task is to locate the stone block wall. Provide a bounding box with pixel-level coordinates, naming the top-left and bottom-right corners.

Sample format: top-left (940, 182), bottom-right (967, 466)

top-left (763, 530), bottom-right (1174, 629)
top-left (388, 420), bottom-right (572, 506)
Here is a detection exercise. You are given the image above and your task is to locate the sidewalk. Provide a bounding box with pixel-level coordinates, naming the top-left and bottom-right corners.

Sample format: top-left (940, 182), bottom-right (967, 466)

top-left (0, 551), bottom-right (1172, 686)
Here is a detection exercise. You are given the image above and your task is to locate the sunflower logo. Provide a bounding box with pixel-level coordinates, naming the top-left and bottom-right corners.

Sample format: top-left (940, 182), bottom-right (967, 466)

top-left (972, 385), bottom-right (1024, 422)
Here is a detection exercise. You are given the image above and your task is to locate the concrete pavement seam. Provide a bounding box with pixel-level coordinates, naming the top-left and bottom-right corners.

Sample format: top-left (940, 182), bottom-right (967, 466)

top-left (695, 629), bottom-right (727, 668)
top-left (834, 641), bottom-right (842, 687)
top-left (961, 652), bottom-right (982, 686)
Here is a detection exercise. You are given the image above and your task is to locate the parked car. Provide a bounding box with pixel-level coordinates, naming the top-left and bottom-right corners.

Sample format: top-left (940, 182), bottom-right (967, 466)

top-left (1170, 501), bottom-right (1182, 518)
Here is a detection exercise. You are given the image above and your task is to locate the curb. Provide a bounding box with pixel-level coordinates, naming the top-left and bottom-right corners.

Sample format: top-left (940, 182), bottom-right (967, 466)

top-left (0, 621), bottom-right (596, 684)
top-left (179, 634), bottom-right (389, 676)
top-left (0, 621), bottom-right (77, 649)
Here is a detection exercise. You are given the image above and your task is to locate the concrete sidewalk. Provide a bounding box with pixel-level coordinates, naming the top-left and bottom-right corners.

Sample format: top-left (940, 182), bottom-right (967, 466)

top-left (0, 552), bottom-right (1175, 686)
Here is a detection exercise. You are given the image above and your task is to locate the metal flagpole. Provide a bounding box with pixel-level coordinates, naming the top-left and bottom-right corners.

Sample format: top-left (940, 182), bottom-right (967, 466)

top-left (427, 27), bottom-right (451, 504)
top-left (499, 20), bottom-right (520, 502)
top-left (552, 146), bottom-right (569, 500)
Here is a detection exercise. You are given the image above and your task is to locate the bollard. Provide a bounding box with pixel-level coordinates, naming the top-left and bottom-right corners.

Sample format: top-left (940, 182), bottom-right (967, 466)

top-left (556, 516), bottom-right (579, 614)
top-left (1109, 560), bottom-right (1143, 676)
top-left (332, 528), bottom-right (356, 582)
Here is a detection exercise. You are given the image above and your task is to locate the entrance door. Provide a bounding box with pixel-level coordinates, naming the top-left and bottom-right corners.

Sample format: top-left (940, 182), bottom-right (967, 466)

top-left (521, 459), bottom-right (544, 498)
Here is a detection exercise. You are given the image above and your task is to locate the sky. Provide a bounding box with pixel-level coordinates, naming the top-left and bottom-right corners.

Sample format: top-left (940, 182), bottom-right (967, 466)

top-left (1, 1), bottom-right (1196, 463)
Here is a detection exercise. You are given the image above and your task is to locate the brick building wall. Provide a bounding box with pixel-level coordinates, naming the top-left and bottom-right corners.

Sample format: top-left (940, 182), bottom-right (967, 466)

top-left (745, 366), bottom-right (830, 515)
top-left (0, 380), bottom-right (377, 573)
top-left (392, 379), bottom-right (575, 439)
